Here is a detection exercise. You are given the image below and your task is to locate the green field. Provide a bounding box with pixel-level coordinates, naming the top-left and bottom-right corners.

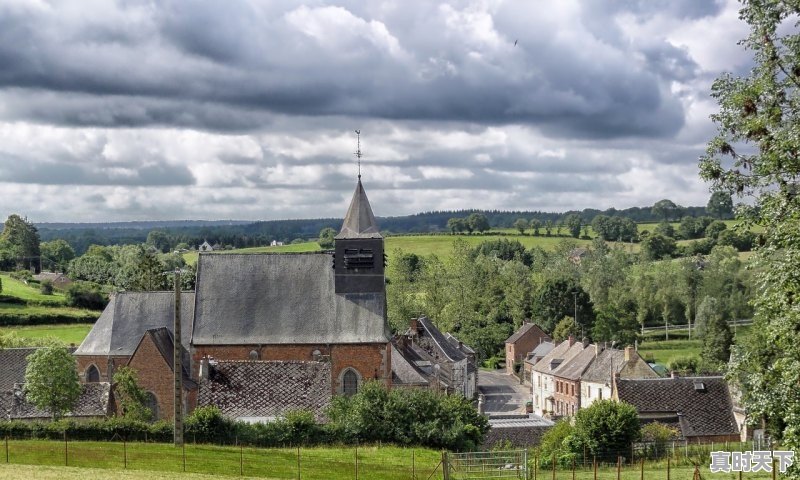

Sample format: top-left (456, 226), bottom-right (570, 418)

top-left (638, 325), bottom-right (752, 366)
top-left (0, 274), bottom-right (67, 305)
top-left (0, 440), bottom-right (775, 479)
top-left (0, 323), bottom-right (93, 346)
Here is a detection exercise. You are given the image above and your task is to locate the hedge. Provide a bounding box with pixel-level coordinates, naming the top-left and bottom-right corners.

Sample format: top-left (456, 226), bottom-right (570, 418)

top-left (0, 311), bottom-right (99, 326)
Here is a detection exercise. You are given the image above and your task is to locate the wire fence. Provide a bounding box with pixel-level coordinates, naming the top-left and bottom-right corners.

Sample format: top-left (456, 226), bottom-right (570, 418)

top-left (0, 435), bottom-right (785, 480)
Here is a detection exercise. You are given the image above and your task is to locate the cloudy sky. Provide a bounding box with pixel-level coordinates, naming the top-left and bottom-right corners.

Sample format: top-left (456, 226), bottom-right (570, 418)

top-left (0, 0), bottom-right (752, 222)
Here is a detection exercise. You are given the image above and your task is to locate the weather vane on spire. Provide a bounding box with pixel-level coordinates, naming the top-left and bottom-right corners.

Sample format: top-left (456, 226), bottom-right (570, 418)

top-left (354, 129), bottom-right (362, 179)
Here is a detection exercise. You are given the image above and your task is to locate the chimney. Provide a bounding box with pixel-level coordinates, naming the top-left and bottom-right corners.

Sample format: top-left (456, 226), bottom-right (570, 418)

top-left (670, 371), bottom-right (678, 379)
top-left (199, 357), bottom-right (209, 380)
top-left (624, 346), bottom-right (635, 362)
top-left (568, 335), bottom-right (576, 346)
top-left (458, 340), bottom-right (463, 350)
top-left (409, 317), bottom-right (418, 335)
top-left (582, 337), bottom-right (590, 348)
top-left (594, 344), bottom-right (599, 358)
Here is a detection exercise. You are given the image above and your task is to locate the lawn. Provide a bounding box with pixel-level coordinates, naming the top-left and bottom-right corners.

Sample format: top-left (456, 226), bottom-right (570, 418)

top-left (638, 325), bottom-right (752, 366)
top-left (0, 323), bottom-right (93, 346)
top-left (0, 274), bottom-right (67, 306)
top-left (0, 441), bottom-right (777, 479)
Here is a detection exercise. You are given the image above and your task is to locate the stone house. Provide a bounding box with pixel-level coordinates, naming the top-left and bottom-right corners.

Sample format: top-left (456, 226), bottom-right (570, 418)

top-left (504, 323), bottom-right (550, 376)
top-left (523, 341), bottom-right (554, 384)
top-left (580, 346), bottom-right (658, 409)
top-left (613, 376), bottom-right (740, 443)
top-left (551, 339), bottom-right (594, 417)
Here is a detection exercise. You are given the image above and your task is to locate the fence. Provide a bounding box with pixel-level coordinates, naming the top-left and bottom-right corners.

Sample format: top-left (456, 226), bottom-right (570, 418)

top-left (0, 436), bottom-right (785, 479)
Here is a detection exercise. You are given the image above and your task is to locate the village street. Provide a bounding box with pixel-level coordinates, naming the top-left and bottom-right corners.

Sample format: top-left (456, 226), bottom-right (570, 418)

top-left (477, 369), bottom-right (530, 416)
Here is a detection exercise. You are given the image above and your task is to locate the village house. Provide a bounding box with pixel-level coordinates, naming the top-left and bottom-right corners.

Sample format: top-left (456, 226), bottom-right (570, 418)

top-left (613, 376), bottom-right (740, 443)
top-left (523, 341), bottom-right (554, 384)
top-left (504, 322), bottom-right (550, 376)
top-left (198, 240), bottom-right (213, 252)
top-left (551, 339), bottom-right (594, 417)
top-left (580, 346), bottom-right (658, 409)
top-left (530, 336), bottom-right (585, 417)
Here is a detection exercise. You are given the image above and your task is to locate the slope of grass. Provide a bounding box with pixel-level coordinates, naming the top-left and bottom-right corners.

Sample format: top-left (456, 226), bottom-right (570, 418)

top-left (0, 274), bottom-right (67, 305)
top-left (0, 323), bottom-right (93, 346)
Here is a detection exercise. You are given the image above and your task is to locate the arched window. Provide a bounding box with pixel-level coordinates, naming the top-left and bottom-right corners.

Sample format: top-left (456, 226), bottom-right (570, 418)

top-left (146, 392), bottom-right (159, 421)
top-left (342, 369), bottom-right (360, 396)
top-left (85, 364), bottom-right (100, 383)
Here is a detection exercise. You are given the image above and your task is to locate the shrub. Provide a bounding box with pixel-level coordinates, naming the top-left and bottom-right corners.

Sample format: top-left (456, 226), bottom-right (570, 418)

top-left (65, 281), bottom-right (108, 310)
top-left (185, 406), bottom-right (236, 444)
top-left (538, 420), bottom-right (576, 468)
top-left (39, 279), bottom-right (54, 295)
top-left (566, 400), bottom-right (640, 462)
top-left (10, 270), bottom-right (33, 283)
top-left (667, 356), bottom-right (700, 375)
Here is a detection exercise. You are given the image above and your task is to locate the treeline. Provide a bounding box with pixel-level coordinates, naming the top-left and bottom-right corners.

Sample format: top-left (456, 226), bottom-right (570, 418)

top-left (386, 237), bottom-right (752, 371)
top-left (29, 194), bottom-right (733, 255)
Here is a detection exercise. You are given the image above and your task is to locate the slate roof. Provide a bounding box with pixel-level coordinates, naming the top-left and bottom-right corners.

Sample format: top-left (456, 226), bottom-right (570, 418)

top-left (531, 339), bottom-right (583, 374)
top-left (198, 360), bottom-right (332, 422)
top-left (582, 349), bottom-right (658, 384)
top-left (615, 377), bottom-right (739, 438)
top-left (505, 323), bottom-right (548, 344)
top-left (0, 348), bottom-right (39, 391)
top-left (75, 292), bottom-right (194, 357)
top-left (5, 382), bottom-right (111, 420)
top-left (192, 253), bottom-right (390, 345)
top-left (444, 333), bottom-right (475, 355)
top-left (553, 344), bottom-right (596, 380)
top-left (391, 344), bottom-right (429, 387)
top-left (335, 178), bottom-right (382, 239)
top-left (416, 317), bottom-right (466, 362)
top-left (525, 342), bottom-right (555, 365)
top-left (130, 327), bottom-right (194, 386)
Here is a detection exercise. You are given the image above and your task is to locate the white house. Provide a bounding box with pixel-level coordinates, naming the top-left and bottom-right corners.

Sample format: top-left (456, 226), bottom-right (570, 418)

top-left (530, 336), bottom-right (584, 416)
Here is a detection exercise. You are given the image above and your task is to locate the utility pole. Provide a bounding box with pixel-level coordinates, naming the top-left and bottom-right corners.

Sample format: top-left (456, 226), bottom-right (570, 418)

top-left (173, 269), bottom-right (183, 447)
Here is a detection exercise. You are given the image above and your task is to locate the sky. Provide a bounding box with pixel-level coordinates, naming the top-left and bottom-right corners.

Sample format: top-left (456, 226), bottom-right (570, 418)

top-left (0, 0), bottom-right (754, 223)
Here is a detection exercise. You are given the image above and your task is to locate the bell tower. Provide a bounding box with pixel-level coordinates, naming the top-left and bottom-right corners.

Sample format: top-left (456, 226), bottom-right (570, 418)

top-left (334, 132), bottom-right (384, 294)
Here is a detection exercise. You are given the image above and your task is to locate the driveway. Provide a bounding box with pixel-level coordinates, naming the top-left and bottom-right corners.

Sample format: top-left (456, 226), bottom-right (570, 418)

top-left (478, 368), bottom-right (530, 415)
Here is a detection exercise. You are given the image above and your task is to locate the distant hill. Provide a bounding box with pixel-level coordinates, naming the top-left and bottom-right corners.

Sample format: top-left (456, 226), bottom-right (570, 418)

top-left (35, 205), bottom-right (710, 254)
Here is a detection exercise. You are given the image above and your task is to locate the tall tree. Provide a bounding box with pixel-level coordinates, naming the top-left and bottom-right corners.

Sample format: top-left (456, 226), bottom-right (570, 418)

top-left (699, 0), bottom-right (800, 463)
top-left (40, 239), bottom-right (75, 272)
top-left (513, 218), bottom-right (529, 235)
top-left (24, 347), bottom-right (81, 419)
top-left (467, 213), bottom-right (490, 234)
top-left (529, 218), bottom-right (542, 236)
top-left (1, 214), bottom-right (41, 271)
top-left (706, 191), bottom-right (734, 219)
top-left (651, 199), bottom-right (680, 222)
top-left (564, 214), bottom-right (582, 239)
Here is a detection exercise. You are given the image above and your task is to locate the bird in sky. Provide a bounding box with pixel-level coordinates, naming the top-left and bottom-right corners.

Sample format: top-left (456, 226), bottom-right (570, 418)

top-left (514, 39), bottom-right (518, 46)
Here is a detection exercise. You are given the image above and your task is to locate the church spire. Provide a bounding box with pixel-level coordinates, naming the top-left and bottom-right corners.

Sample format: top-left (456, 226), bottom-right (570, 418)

top-left (336, 131), bottom-right (381, 239)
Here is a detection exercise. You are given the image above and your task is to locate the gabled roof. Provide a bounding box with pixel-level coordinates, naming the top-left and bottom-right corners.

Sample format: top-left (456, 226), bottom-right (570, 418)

top-left (615, 377), bottom-right (739, 438)
top-left (444, 332), bottom-right (475, 355)
top-left (582, 349), bottom-right (658, 384)
top-left (531, 339), bottom-right (584, 375)
top-left (6, 382), bottom-right (111, 420)
top-left (129, 327), bottom-right (194, 386)
top-left (553, 344), bottom-right (596, 380)
top-left (335, 178), bottom-right (382, 239)
top-left (415, 317), bottom-right (466, 363)
top-left (0, 348), bottom-right (39, 391)
top-left (197, 360), bottom-right (331, 422)
top-left (75, 292), bottom-right (194, 357)
top-left (192, 253), bottom-right (390, 345)
top-left (391, 344), bottom-right (429, 387)
top-left (505, 323), bottom-right (548, 344)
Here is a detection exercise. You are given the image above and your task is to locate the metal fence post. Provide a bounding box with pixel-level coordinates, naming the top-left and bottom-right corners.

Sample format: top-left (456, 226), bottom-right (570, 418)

top-left (616, 456), bottom-right (621, 480)
top-left (667, 457), bottom-right (670, 480)
top-left (64, 431), bottom-right (68, 466)
top-left (354, 441), bottom-right (358, 480)
top-left (5, 436), bottom-right (8, 464)
top-left (593, 456), bottom-right (597, 480)
top-left (182, 442), bottom-right (186, 472)
top-left (551, 452), bottom-right (556, 480)
top-left (640, 458), bottom-right (644, 480)
top-left (240, 442), bottom-right (243, 477)
top-left (123, 438), bottom-right (127, 469)
top-left (412, 449), bottom-right (415, 480)
top-left (297, 445), bottom-right (301, 480)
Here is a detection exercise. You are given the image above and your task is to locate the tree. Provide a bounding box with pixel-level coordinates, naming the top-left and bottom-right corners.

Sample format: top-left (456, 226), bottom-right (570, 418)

top-left (467, 213), bottom-right (490, 234)
top-left (513, 218), bottom-right (529, 235)
top-left (640, 233), bottom-right (676, 260)
top-left (447, 217), bottom-right (466, 234)
top-left (113, 366), bottom-right (152, 422)
top-left (40, 239), bottom-right (75, 272)
top-left (651, 199), bottom-right (679, 222)
top-left (694, 296), bottom-right (723, 340)
top-left (677, 216), bottom-right (700, 240)
top-left (565, 400), bottom-right (640, 461)
top-left (1, 214), bottom-right (41, 271)
top-left (533, 279), bottom-right (594, 333)
top-left (530, 218), bottom-right (542, 236)
top-left (705, 220), bottom-right (728, 240)
top-left (698, 0), bottom-right (800, 462)
top-left (146, 230), bottom-right (171, 253)
top-left (544, 220), bottom-right (553, 236)
top-left (24, 346), bottom-right (81, 419)
top-left (564, 214), bottom-right (582, 238)
top-left (318, 227), bottom-right (336, 249)
top-left (707, 191), bottom-right (734, 219)
top-left (701, 306), bottom-right (734, 371)
top-left (553, 316), bottom-right (579, 343)
top-left (653, 221), bottom-right (675, 239)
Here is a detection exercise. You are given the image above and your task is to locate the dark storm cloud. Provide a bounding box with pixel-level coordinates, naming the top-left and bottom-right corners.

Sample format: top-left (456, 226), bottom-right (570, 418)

top-left (0, 0), bottom-right (708, 139)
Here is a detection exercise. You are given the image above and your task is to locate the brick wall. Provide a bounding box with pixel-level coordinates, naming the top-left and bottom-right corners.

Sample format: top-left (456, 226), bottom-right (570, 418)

top-left (192, 342), bottom-right (391, 394)
top-left (126, 334), bottom-right (191, 421)
top-left (553, 378), bottom-right (580, 416)
top-left (505, 325), bottom-right (549, 375)
top-left (76, 355), bottom-right (129, 383)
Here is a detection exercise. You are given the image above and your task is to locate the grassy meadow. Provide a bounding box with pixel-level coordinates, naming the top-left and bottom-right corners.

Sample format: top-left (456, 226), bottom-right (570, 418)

top-left (0, 274), bottom-right (67, 305)
top-left (0, 323), bottom-right (93, 346)
top-left (0, 274), bottom-right (100, 325)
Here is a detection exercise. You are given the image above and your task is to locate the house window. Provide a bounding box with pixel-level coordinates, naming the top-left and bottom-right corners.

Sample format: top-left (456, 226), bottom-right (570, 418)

top-left (599, 389), bottom-right (603, 400)
top-left (85, 364), bottom-right (100, 383)
top-left (145, 392), bottom-right (159, 420)
top-left (342, 369), bottom-right (360, 396)
top-left (587, 386), bottom-right (591, 397)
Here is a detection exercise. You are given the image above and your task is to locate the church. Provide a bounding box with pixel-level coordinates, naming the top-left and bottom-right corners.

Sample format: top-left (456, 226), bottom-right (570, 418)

top-left (74, 175), bottom-right (395, 421)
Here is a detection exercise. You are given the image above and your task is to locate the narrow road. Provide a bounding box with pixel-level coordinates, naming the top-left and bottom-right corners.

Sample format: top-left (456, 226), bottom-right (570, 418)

top-left (477, 368), bottom-right (530, 415)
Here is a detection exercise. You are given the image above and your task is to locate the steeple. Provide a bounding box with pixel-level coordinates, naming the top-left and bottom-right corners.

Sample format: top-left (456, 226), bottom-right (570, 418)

top-left (336, 179), bottom-right (382, 239)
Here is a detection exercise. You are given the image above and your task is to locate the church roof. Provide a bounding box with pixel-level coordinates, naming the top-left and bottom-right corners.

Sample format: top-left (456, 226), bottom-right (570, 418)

top-left (336, 179), bottom-right (382, 239)
top-left (191, 252), bottom-right (390, 345)
top-left (74, 292), bottom-right (195, 357)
